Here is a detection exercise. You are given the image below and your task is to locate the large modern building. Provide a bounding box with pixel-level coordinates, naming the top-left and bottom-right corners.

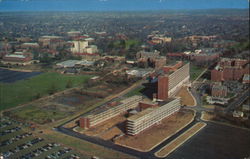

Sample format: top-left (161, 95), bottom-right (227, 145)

top-left (38, 36), bottom-right (64, 49)
top-left (211, 58), bottom-right (250, 82)
top-left (70, 40), bottom-right (98, 57)
top-left (71, 40), bottom-right (89, 53)
top-left (79, 96), bottom-right (143, 129)
top-left (158, 62), bottom-right (190, 101)
top-left (126, 98), bottom-right (181, 135)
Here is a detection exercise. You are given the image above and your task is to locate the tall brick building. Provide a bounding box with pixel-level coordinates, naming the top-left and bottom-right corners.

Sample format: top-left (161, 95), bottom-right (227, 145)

top-left (158, 75), bottom-right (169, 101)
top-left (211, 58), bottom-right (250, 82)
top-left (157, 62), bottom-right (190, 101)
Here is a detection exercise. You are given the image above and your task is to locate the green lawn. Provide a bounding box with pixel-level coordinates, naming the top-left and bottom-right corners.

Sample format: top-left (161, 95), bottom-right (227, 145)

top-left (113, 39), bottom-right (140, 50)
top-left (125, 86), bottom-right (144, 97)
top-left (190, 65), bottom-right (206, 81)
top-left (10, 105), bottom-right (68, 124)
top-left (125, 39), bottom-right (140, 50)
top-left (0, 72), bottom-right (92, 111)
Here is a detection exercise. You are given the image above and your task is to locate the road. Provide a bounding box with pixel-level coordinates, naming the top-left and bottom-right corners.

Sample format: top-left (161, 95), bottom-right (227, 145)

top-left (224, 89), bottom-right (250, 113)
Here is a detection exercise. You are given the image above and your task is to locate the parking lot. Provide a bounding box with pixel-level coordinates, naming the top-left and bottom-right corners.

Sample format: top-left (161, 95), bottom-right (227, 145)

top-left (0, 117), bottom-right (84, 159)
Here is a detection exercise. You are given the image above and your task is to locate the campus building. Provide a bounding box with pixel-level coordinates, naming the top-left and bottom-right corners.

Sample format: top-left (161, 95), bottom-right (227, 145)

top-left (211, 58), bottom-right (250, 82)
top-left (79, 95), bottom-right (143, 129)
top-left (126, 98), bottom-right (181, 136)
top-left (38, 36), bottom-right (64, 49)
top-left (70, 40), bottom-right (99, 58)
top-left (158, 62), bottom-right (190, 101)
top-left (167, 48), bottom-right (220, 65)
top-left (136, 50), bottom-right (166, 69)
top-left (2, 52), bottom-right (33, 65)
top-left (136, 50), bottom-right (160, 60)
top-left (211, 84), bottom-right (228, 98)
top-left (71, 40), bottom-right (88, 53)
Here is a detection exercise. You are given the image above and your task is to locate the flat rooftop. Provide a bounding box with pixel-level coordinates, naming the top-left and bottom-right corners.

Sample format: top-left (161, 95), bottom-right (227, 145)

top-left (127, 98), bottom-right (178, 121)
top-left (127, 108), bottom-right (155, 121)
top-left (158, 98), bottom-right (178, 106)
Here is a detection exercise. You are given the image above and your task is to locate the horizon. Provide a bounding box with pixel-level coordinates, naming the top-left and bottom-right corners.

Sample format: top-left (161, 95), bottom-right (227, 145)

top-left (0, 0), bottom-right (249, 12)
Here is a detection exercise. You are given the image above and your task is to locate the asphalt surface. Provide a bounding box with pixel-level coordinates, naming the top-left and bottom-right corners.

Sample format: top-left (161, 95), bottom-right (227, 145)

top-left (0, 68), bottom-right (42, 83)
top-left (224, 89), bottom-right (250, 113)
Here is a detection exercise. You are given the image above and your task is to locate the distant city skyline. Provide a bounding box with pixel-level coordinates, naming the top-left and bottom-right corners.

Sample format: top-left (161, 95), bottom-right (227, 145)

top-left (0, 0), bottom-right (249, 12)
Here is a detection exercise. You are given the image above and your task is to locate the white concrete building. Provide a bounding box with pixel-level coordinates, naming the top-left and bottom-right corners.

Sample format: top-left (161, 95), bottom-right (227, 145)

top-left (126, 98), bottom-right (181, 135)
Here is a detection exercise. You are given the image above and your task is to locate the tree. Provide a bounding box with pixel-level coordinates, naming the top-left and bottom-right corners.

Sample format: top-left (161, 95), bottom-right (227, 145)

top-left (48, 83), bottom-right (57, 95)
top-left (66, 80), bottom-right (73, 88)
top-left (34, 93), bottom-right (41, 99)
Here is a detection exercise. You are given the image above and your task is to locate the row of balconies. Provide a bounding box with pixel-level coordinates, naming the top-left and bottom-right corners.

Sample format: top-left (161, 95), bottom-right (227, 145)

top-left (169, 64), bottom-right (190, 90)
top-left (126, 99), bottom-right (181, 135)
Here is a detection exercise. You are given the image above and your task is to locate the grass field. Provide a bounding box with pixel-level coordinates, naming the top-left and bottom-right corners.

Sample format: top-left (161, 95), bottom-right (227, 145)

top-left (0, 72), bottom-right (92, 111)
top-left (113, 39), bottom-right (140, 50)
top-left (190, 65), bottom-right (205, 81)
top-left (125, 39), bottom-right (141, 50)
top-left (125, 86), bottom-right (144, 97)
top-left (9, 105), bottom-right (68, 124)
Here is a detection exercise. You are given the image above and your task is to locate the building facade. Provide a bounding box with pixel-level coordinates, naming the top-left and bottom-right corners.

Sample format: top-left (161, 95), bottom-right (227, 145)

top-left (126, 98), bottom-right (181, 136)
top-left (211, 58), bottom-right (250, 82)
top-left (158, 62), bottom-right (190, 101)
top-left (2, 52), bottom-right (33, 65)
top-left (79, 95), bottom-right (143, 129)
top-left (211, 85), bottom-right (228, 98)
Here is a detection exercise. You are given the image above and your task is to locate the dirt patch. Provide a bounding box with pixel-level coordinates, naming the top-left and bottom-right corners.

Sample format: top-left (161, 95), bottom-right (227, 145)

top-left (176, 87), bottom-right (195, 106)
top-left (99, 127), bottom-right (123, 140)
top-left (201, 111), bottom-right (216, 121)
top-left (203, 105), bottom-right (215, 109)
top-left (155, 122), bottom-right (206, 158)
top-left (115, 109), bottom-right (195, 152)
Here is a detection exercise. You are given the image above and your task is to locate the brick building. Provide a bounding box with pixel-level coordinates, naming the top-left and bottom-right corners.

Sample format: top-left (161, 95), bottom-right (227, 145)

top-left (167, 48), bottom-right (220, 65)
top-left (136, 50), bottom-right (160, 60)
top-left (136, 50), bottom-right (166, 69)
top-left (211, 84), bottom-right (228, 98)
top-left (2, 52), bottom-right (33, 65)
top-left (157, 62), bottom-right (190, 101)
top-left (211, 58), bottom-right (250, 82)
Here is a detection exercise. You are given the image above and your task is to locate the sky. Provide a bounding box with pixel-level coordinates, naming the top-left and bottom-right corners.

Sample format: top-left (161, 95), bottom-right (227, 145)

top-left (0, 0), bottom-right (249, 12)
